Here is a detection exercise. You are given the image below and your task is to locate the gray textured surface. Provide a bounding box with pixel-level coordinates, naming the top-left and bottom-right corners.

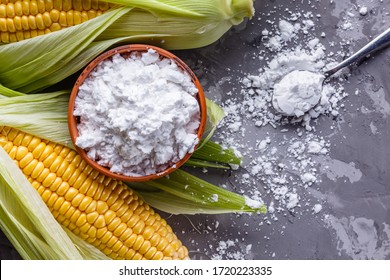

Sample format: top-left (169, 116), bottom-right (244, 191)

top-left (1, 0), bottom-right (389, 260)
top-left (172, 0), bottom-right (390, 260)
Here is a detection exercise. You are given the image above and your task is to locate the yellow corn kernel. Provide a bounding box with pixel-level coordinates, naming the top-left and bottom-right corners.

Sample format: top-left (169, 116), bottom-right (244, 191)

top-left (0, 5), bottom-right (6, 18)
top-left (0, 126), bottom-right (189, 260)
top-left (85, 200), bottom-right (96, 214)
top-left (56, 181), bottom-right (70, 196)
top-left (79, 222), bottom-right (91, 234)
top-left (42, 11), bottom-right (51, 26)
top-left (49, 21), bottom-right (60, 31)
top-left (62, 163), bottom-right (77, 182)
top-left (73, 172), bottom-right (88, 190)
top-left (1, 140), bottom-right (13, 153)
top-left (96, 227), bottom-right (107, 238)
top-left (6, 2), bottom-right (15, 17)
top-left (37, 0), bottom-right (46, 13)
top-left (41, 189), bottom-right (52, 203)
top-left (27, 137), bottom-right (41, 152)
top-left (58, 200), bottom-right (72, 215)
top-left (71, 193), bottom-right (85, 207)
top-left (113, 223), bottom-right (127, 237)
top-left (63, 206), bottom-right (76, 220)
top-left (49, 8), bottom-right (59, 21)
top-left (100, 231), bottom-right (113, 244)
top-left (65, 9), bottom-right (73, 27)
top-left (80, 10), bottom-right (88, 22)
top-left (40, 170), bottom-right (55, 186)
top-left (21, 1), bottom-right (29, 15)
top-left (79, 196), bottom-right (93, 212)
top-left (36, 167), bottom-right (50, 182)
top-left (19, 152), bottom-right (34, 169)
top-left (52, 0), bottom-right (62, 10)
top-left (106, 235), bottom-right (118, 249)
top-left (15, 146), bottom-right (29, 161)
top-left (69, 209), bottom-right (81, 224)
top-left (52, 196), bottom-right (65, 211)
top-left (45, 0), bottom-right (53, 10)
top-left (64, 187), bottom-right (78, 201)
top-left (111, 240), bottom-right (123, 253)
top-left (87, 226), bottom-right (97, 238)
top-left (13, 16), bottom-right (22, 30)
top-left (91, 0), bottom-right (99, 10)
top-left (144, 246), bottom-right (158, 260)
top-left (12, 131), bottom-right (25, 146)
top-left (86, 212), bottom-right (98, 224)
top-left (98, 0), bottom-right (109, 11)
top-left (14, 1), bottom-right (22, 16)
top-left (30, 161), bottom-right (45, 179)
top-left (22, 29), bottom-right (31, 39)
top-left (35, 13), bottom-right (44, 29)
top-left (124, 248), bottom-right (136, 260)
top-left (107, 217), bottom-right (121, 232)
top-left (29, 1), bottom-right (38, 15)
top-left (58, 10), bottom-right (66, 26)
top-left (73, 0), bottom-right (82, 11)
top-left (47, 192), bottom-right (59, 208)
top-left (72, 10), bottom-right (80, 24)
top-left (48, 177), bottom-right (62, 192)
top-left (62, 0), bottom-right (71, 11)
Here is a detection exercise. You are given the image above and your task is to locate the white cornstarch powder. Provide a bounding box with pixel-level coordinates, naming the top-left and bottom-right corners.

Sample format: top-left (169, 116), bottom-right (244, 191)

top-left (272, 70), bottom-right (325, 117)
top-left (74, 49), bottom-right (200, 177)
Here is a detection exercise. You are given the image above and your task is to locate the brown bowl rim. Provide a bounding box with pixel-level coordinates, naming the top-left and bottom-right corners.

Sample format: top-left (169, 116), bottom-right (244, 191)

top-left (68, 44), bottom-right (207, 182)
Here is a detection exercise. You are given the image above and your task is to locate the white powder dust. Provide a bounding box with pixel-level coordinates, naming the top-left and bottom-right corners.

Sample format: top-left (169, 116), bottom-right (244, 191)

top-left (272, 70), bottom-right (325, 117)
top-left (359, 6), bottom-right (368, 16)
top-left (74, 49), bottom-right (200, 177)
top-left (216, 12), bottom-right (351, 221)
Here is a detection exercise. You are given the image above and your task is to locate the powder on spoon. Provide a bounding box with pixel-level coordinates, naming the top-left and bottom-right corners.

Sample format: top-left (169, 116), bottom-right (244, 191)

top-left (74, 49), bottom-right (201, 177)
top-left (272, 70), bottom-right (325, 117)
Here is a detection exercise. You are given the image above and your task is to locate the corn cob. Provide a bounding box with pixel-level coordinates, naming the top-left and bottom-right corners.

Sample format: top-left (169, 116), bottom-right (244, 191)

top-left (0, 126), bottom-right (189, 260)
top-left (0, 0), bottom-right (113, 43)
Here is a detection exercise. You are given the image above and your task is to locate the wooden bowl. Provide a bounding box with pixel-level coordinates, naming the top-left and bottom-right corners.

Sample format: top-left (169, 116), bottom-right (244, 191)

top-left (68, 44), bottom-right (207, 182)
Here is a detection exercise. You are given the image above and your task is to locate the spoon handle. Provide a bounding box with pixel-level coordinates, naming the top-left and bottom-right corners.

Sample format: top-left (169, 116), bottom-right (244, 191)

top-left (324, 27), bottom-right (390, 78)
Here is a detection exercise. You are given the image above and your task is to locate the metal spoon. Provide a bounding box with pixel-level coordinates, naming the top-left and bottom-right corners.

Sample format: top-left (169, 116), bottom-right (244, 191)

top-left (272, 27), bottom-right (390, 117)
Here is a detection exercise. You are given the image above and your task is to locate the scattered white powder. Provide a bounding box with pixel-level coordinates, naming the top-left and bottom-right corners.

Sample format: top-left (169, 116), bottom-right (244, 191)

top-left (211, 239), bottom-right (252, 260)
top-left (244, 195), bottom-right (264, 209)
top-left (216, 12), bottom-right (350, 220)
top-left (286, 192), bottom-right (299, 210)
top-left (210, 194), bottom-right (219, 202)
top-left (359, 6), bottom-right (368, 16)
top-left (74, 49), bottom-right (200, 177)
top-left (301, 173), bottom-right (317, 185)
top-left (312, 204), bottom-right (323, 214)
top-left (272, 70), bottom-right (325, 117)
top-left (307, 140), bottom-right (327, 154)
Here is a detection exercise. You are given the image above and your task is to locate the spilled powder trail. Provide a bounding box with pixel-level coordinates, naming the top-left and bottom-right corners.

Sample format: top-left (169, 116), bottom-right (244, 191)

top-left (186, 2), bottom-right (389, 260)
top-left (218, 14), bottom-right (348, 217)
top-left (206, 10), bottom-right (353, 259)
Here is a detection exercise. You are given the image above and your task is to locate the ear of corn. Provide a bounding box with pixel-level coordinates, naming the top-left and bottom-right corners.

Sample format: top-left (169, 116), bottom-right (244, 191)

top-left (0, 144), bottom-right (85, 260)
top-left (0, 126), bottom-right (189, 260)
top-left (0, 0), bottom-right (254, 93)
top-left (0, 0), bottom-right (114, 43)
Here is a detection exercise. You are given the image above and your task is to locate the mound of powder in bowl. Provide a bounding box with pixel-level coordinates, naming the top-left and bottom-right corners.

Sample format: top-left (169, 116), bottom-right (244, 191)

top-left (73, 49), bottom-right (201, 177)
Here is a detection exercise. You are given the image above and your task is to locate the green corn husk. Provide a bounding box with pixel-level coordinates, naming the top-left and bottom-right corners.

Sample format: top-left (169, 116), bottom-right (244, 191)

top-left (130, 169), bottom-right (266, 215)
top-left (0, 0), bottom-right (254, 93)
